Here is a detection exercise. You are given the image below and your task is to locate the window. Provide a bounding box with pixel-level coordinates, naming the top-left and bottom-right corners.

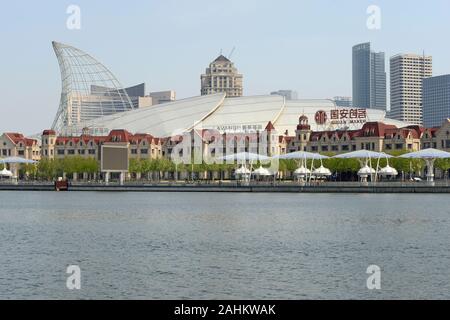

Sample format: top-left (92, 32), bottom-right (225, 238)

top-left (395, 143), bottom-right (403, 149)
top-left (68, 149), bottom-right (75, 155)
top-left (57, 150), bottom-right (65, 155)
top-left (18, 150), bottom-right (24, 156)
top-left (131, 149), bottom-right (137, 154)
top-left (88, 149), bottom-right (96, 155)
top-left (140, 149), bottom-right (148, 154)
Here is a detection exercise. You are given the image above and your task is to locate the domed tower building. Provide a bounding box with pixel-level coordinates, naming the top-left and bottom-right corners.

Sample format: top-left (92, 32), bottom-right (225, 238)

top-left (201, 55), bottom-right (243, 97)
top-left (294, 115), bottom-right (312, 151)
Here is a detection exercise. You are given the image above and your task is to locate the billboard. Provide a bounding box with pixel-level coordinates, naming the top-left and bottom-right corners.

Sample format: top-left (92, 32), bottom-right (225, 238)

top-left (101, 143), bottom-right (129, 172)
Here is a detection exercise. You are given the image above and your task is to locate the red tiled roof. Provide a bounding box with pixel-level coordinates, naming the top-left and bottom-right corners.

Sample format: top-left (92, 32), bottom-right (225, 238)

top-left (265, 121), bottom-right (275, 131)
top-left (42, 129), bottom-right (56, 136)
top-left (5, 133), bottom-right (37, 147)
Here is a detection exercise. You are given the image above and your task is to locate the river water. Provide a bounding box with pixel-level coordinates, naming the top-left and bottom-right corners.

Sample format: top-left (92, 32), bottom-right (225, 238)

top-left (0, 191), bottom-right (449, 299)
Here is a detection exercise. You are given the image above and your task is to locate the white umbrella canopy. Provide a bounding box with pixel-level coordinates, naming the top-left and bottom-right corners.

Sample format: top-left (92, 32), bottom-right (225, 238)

top-left (274, 151), bottom-right (329, 160)
top-left (399, 148), bottom-right (450, 159)
top-left (0, 157), bottom-right (37, 164)
top-left (333, 150), bottom-right (393, 159)
top-left (312, 165), bottom-right (332, 177)
top-left (252, 166), bottom-right (273, 176)
top-left (235, 165), bottom-right (251, 175)
top-left (358, 165), bottom-right (376, 176)
top-left (294, 166), bottom-right (311, 176)
top-left (399, 148), bottom-right (450, 183)
top-left (0, 168), bottom-right (13, 177)
top-left (217, 152), bottom-right (271, 162)
top-left (378, 165), bottom-right (398, 176)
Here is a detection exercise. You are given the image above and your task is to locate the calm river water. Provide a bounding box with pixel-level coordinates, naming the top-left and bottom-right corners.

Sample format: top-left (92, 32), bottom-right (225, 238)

top-left (0, 191), bottom-right (449, 299)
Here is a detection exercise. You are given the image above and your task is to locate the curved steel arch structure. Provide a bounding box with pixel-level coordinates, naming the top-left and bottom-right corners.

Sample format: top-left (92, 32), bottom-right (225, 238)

top-left (51, 41), bottom-right (134, 134)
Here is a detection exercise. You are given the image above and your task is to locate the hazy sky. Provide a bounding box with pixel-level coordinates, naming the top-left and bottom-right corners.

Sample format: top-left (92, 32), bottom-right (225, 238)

top-left (1, 0), bottom-right (449, 134)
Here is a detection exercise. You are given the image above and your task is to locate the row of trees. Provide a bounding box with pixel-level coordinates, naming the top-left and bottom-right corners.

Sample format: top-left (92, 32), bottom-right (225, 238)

top-left (14, 152), bottom-right (450, 181)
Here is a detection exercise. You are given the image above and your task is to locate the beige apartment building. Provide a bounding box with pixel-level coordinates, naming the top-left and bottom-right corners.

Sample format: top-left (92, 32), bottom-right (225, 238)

top-left (41, 128), bottom-right (163, 161)
top-left (0, 132), bottom-right (40, 161)
top-left (201, 55), bottom-right (243, 97)
top-left (282, 116), bottom-right (422, 154)
top-left (390, 53), bottom-right (433, 125)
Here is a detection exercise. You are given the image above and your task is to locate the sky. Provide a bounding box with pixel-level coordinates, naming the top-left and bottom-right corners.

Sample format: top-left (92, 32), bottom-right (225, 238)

top-left (0, 0), bottom-right (449, 135)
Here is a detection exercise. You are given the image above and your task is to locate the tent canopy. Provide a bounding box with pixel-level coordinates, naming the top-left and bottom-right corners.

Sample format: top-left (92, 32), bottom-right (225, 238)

top-left (274, 151), bottom-right (329, 160)
top-left (216, 152), bottom-right (271, 162)
top-left (0, 168), bottom-right (13, 177)
top-left (0, 157), bottom-right (37, 164)
top-left (399, 148), bottom-right (450, 159)
top-left (332, 150), bottom-right (392, 159)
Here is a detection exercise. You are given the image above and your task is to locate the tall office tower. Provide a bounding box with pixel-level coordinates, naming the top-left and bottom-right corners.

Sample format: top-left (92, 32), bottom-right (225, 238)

top-left (271, 90), bottom-right (298, 100)
top-left (423, 74), bottom-right (450, 128)
top-left (201, 55), bottom-right (243, 97)
top-left (390, 53), bottom-right (432, 125)
top-left (352, 42), bottom-right (387, 110)
top-left (333, 96), bottom-right (352, 108)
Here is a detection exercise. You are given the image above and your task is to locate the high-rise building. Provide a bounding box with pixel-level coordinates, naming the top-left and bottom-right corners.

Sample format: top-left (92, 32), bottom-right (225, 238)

top-left (390, 53), bottom-right (432, 125)
top-left (423, 74), bottom-right (450, 128)
top-left (201, 55), bottom-right (243, 97)
top-left (333, 96), bottom-right (352, 108)
top-left (271, 90), bottom-right (298, 100)
top-left (352, 42), bottom-right (386, 110)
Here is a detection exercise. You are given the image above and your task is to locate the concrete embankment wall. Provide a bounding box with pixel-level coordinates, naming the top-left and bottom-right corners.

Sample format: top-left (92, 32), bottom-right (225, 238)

top-left (1, 184), bottom-right (450, 193)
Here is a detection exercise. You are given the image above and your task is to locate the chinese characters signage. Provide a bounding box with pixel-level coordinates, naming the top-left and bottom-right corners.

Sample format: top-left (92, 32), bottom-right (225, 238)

top-left (315, 108), bottom-right (368, 126)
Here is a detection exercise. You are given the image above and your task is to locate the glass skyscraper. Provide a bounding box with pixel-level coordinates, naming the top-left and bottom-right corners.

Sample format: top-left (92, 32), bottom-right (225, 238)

top-left (352, 42), bottom-right (387, 111)
top-left (423, 74), bottom-right (450, 128)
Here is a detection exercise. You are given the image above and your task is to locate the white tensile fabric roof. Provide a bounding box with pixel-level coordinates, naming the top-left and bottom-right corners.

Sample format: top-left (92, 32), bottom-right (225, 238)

top-left (82, 93), bottom-right (407, 137)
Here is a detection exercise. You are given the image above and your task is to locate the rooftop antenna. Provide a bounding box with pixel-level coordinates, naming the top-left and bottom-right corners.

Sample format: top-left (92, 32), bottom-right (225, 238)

top-left (228, 46), bottom-right (236, 60)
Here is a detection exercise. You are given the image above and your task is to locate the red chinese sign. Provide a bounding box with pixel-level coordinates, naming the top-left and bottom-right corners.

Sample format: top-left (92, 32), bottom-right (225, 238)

top-left (330, 108), bottom-right (367, 120)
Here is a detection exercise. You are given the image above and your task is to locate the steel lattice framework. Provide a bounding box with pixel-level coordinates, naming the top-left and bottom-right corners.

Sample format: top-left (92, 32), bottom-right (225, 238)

top-left (51, 41), bottom-right (134, 134)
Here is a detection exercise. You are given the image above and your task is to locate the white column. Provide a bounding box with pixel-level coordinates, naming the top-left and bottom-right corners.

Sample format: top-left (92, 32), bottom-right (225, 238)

top-left (119, 172), bottom-right (124, 186)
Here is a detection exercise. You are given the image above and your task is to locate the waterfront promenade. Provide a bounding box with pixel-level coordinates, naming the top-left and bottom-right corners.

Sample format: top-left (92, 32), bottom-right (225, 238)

top-left (1, 180), bottom-right (450, 193)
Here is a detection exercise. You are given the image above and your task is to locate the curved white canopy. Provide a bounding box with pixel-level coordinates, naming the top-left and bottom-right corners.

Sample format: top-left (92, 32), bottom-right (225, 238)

top-left (0, 168), bottom-right (13, 177)
top-left (235, 165), bottom-right (251, 175)
top-left (378, 165), bottom-right (398, 176)
top-left (333, 150), bottom-right (392, 159)
top-left (294, 166), bottom-right (311, 175)
top-left (0, 157), bottom-right (37, 164)
top-left (252, 166), bottom-right (273, 176)
top-left (399, 148), bottom-right (450, 159)
top-left (358, 165), bottom-right (376, 175)
top-left (217, 152), bottom-right (271, 162)
top-left (274, 151), bottom-right (329, 160)
top-left (312, 165), bottom-right (332, 176)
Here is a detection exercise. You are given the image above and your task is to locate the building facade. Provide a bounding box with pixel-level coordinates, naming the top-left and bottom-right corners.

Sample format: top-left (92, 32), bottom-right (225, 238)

top-left (390, 53), bottom-right (433, 125)
top-left (423, 74), bottom-right (450, 128)
top-left (150, 90), bottom-right (176, 105)
top-left (201, 55), bottom-right (243, 97)
top-left (352, 42), bottom-right (387, 110)
top-left (41, 128), bottom-right (163, 161)
top-left (283, 116), bottom-right (422, 154)
top-left (0, 133), bottom-right (40, 161)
